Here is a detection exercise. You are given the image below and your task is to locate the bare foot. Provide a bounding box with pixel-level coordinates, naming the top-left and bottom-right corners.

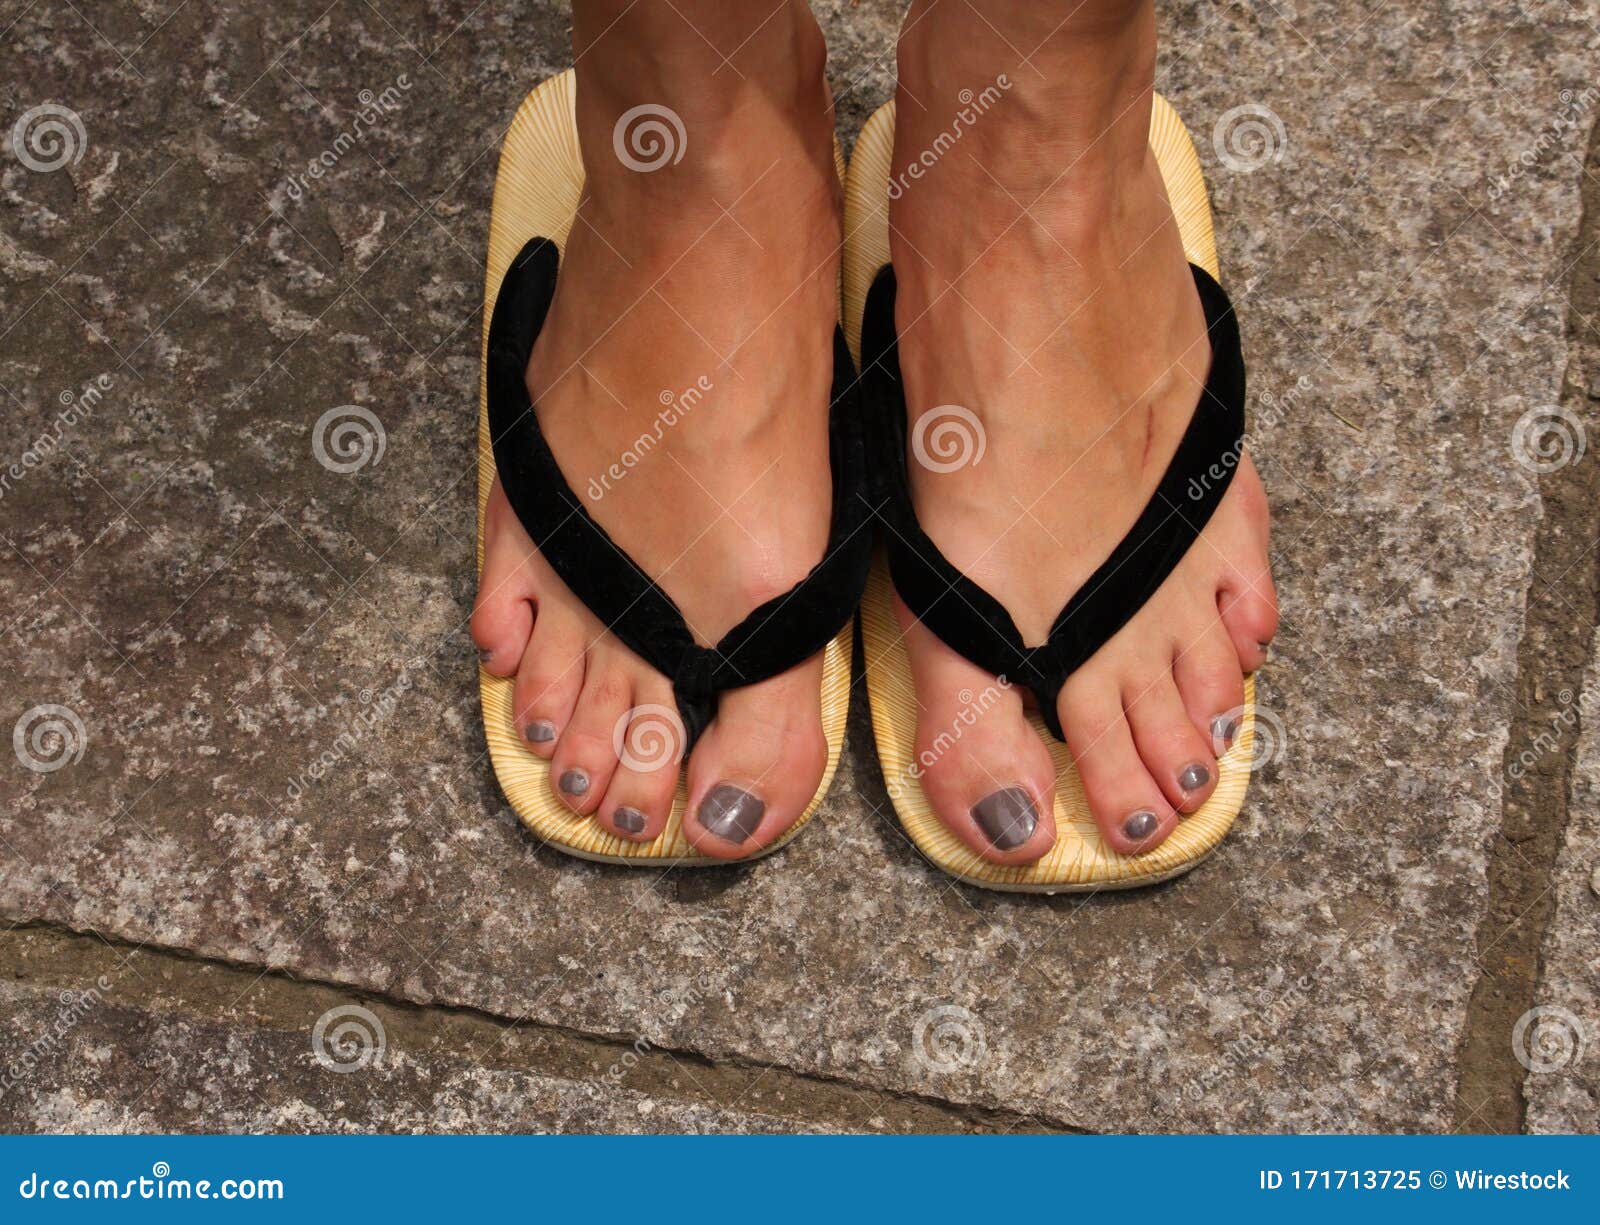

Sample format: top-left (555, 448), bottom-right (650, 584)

top-left (887, 0), bottom-right (1278, 864)
top-left (472, 0), bottom-right (843, 858)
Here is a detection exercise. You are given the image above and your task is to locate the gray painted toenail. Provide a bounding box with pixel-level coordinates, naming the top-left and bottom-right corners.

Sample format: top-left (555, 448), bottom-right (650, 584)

top-left (970, 786), bottom-right (1037, 851)
top-left (698, 784), bottom-right (765, 844)
top-left (477, 648), bottom-right (493, 664)
top-left (1211, 715), bottom-right (1241, 750)
top-left (1257, 640), bottom-right (1271, 657)
top-left (613, 807), bottom-right (647, 835)
top-left (1178, 763), bottom-right (1211, 793)
top-left (559, 769), bottom-right (589, 797)
top-left (1123, 810), bottom-right (1160, 842)
top-left (525, 720), bottom-right (556, 744)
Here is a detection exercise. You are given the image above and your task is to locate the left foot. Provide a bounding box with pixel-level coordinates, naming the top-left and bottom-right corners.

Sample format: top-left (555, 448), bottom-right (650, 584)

top-left (885, 0), bottom-right (1279, 864)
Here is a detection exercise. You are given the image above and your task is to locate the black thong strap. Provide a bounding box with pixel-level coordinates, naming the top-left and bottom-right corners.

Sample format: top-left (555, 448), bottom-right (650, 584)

top-left (486, 237), bottom-right (873, 750)
top-left (859, 262), bottom-right (1246, 741)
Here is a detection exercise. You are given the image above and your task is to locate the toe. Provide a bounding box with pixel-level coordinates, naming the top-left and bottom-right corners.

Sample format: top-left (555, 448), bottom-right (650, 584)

top-left (1172, 619), bottom-right (1248, 756)
top-left (1122, 667), bottom-right (1218, 814)
top-left (471, 486), bottom-right (536, 677)
top-left (597, 680), bottom-right (684, 842)
top-left (512, 605), bottom-right (588, 757)
top-left (548, 646), bottom-right (634, 816)
top-left (896, 601), bottom-right (1056, 865)
top-left (682, 659), bottom-right (827, 860)
top-left (1057, 668), bottom-right (1179, 856)
top-left (1218, 569), bottom-right (1279, 673)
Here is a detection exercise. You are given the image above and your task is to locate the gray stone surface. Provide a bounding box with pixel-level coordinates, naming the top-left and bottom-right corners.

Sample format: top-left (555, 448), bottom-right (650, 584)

top-left (1527, 631), bottom-right (1600, 1133)
top-left (2, 1), bottom-right (1598, 1132)
top-left (0, 976), bottom-right (816, 1134)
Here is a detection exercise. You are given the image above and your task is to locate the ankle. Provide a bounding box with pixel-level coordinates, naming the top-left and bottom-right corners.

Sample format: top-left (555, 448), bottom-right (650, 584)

top-left (894, 1), bottom-right (1155, 208)
top-left (573, 1), bottom-right (832, 193)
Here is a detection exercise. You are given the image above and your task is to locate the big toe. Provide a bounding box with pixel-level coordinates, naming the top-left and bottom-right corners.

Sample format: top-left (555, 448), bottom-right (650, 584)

top-left (894, 599), bottom-right (1057, 866)
top-left (682, 658), bottom-right (828, 860)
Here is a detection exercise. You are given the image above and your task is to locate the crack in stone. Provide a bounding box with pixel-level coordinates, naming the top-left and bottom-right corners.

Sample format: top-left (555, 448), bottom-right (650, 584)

top-left (1455, 109), bottom-right (1600, 1134)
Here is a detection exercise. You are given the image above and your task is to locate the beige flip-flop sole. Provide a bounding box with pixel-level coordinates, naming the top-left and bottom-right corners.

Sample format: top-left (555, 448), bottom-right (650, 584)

top-left (477, 71), bottom-right (852, 866)
top-left (843, 96), bottom-right (1259, 893)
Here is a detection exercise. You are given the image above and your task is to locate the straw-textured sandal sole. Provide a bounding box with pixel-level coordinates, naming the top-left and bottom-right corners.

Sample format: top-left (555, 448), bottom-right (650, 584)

top-left (476, 71), bottom-right (852, 865)
top-left (842, 96), bottom-right (1259, 893)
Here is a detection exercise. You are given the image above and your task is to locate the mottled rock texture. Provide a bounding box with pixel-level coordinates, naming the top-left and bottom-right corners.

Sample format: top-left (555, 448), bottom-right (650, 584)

top-left (2, 1), bottom-right (1598, 1132)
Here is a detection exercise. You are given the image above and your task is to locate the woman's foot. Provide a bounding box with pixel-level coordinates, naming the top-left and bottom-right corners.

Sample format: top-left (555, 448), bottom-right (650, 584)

top-left (472, 1), bottom-right (842, 859)
top-left (887, 0), bottom-right (1278, 864)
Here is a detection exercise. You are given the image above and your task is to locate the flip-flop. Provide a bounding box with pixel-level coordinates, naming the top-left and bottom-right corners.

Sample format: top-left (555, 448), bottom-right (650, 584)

top-left (477, 71), bottom-right (870, 865)
top-left (842, 96), bottom-right (1261, 893)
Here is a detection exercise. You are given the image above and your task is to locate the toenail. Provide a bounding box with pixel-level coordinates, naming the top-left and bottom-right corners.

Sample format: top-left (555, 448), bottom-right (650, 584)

top-left (1122, 810), bottom-right (1160, 842)
top-left (1178, 763), bottom-right (1211, 793)
top-left (559, 768), bottom-right (589, 796)
top-left (970, 786), bottom-right (1038, 851)
top-left (613, 807), bottom-right (647, 835)
top-left (1257, 640), bottom-right (1271, 656)
top-left (525, 720), bottom-right (556, 743)
top-left (477, 647), bottom-right (493, 664)
top-left (697, 783), bottom-right (765, 844)
top-left (1211, 714), bottom-right (1241, 750)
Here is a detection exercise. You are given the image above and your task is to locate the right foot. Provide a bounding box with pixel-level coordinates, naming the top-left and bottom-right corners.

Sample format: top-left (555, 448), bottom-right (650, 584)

top-left (471, 1), bottom-right (844, 859)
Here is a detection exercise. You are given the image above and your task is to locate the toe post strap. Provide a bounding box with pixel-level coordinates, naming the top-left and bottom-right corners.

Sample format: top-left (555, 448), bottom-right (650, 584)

top-left (486, 237), bottom-right (872, 753)
top-left (859, 263), bottom-right (1247, 742)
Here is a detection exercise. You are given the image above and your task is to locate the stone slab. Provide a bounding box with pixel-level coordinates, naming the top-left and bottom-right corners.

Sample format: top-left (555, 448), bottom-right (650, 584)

top-left (2, 1), bottom-right (1596, 1131)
